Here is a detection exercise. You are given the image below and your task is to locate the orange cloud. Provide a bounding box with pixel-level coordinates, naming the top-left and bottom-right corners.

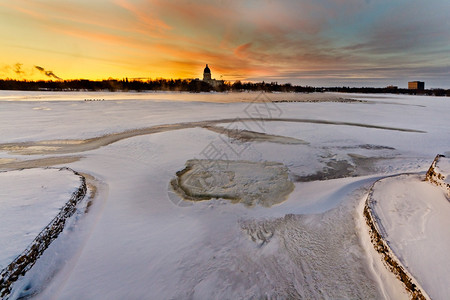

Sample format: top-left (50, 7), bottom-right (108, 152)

top-left (1, 0), bottom-right (449, 87)
top-left (114, 0), bottom-right (172, 39)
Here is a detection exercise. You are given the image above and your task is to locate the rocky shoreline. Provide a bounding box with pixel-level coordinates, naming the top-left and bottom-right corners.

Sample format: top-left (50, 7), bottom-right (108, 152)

top-left (425, 154), bottom-right (450, 199)
top-left (0, 168), bottom-right (87, 299)
top-left (363, 177), bottom-right (429, 300)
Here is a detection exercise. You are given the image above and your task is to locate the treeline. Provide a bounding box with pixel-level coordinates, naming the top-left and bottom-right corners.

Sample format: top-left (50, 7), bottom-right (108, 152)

top-left (0, 78), bottom-right (448, 96)
top-left (0, 78), bottom-right (316, 93)
top-left (324, 86), bottom-right (450, 96)
top-left (0, 79), bottom-right (213, 92)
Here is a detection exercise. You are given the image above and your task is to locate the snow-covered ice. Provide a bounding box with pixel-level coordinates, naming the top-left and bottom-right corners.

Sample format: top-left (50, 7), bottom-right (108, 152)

top-left (171, 159), bottom-right (294, 207)
top-left (0, 91), bottom-right (449, 299)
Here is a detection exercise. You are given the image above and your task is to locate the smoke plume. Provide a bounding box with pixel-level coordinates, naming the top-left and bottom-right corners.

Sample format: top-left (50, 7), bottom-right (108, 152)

top-left (34, 65), bottom-right (62, 80)
top-left (14, 63), bottom-right (25, 76)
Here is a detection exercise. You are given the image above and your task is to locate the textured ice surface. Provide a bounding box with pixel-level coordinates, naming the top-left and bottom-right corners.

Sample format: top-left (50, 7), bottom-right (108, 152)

top-left (172, 159), bottom-right (294, 207)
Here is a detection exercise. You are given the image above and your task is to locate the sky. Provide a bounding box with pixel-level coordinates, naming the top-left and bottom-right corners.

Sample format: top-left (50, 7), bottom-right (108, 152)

top-left (0, 0), bottom-right (449, 88)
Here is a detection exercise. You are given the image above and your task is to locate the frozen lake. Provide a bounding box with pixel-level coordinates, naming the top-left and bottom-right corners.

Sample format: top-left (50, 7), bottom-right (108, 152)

top-left (0, 91), bottom-right (449, 299)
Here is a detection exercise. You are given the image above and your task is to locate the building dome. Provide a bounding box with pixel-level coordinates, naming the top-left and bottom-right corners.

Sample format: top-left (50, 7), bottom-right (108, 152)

top-left (203, 64), bottom-right (212, 81)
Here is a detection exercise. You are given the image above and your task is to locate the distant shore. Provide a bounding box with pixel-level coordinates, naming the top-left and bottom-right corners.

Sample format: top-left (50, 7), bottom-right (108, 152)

top-left (0, 90), bottom-right (448, 104)
top-left (0, 78), bottom-right (448, 96)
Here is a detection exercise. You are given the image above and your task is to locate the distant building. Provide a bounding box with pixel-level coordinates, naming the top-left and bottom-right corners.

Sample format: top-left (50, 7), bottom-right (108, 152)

top-left (203, 64), bottom-right (212, 81)
top-left (408, 81), bottom-right (425, 90)
top-left (202, 64), bottom-right (224, 88)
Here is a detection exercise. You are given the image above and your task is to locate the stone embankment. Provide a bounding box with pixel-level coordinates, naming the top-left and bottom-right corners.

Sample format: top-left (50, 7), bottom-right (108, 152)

top-left (425, 154), bottom-right (450, 199)
top-left (0, 168), bottom-right (87, 298)
top-left (364, 190), bottom-right (429, 300)
top-left (363, 166), bottom-right (441, 300)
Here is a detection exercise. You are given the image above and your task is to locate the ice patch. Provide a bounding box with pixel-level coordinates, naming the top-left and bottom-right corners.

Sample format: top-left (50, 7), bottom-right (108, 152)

top-left (171, 159), bottom-right (294, 207)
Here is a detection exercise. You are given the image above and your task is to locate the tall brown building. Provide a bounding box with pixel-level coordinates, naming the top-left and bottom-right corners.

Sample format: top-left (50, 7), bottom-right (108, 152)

top-left (408, 81), bottom-right (425, 90)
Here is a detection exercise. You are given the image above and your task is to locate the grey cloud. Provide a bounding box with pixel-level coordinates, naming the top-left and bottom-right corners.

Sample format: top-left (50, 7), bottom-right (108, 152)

top-left (353, 2), bottom-right (450, 56)
top-left (34, 65), bottom-right (62, 80)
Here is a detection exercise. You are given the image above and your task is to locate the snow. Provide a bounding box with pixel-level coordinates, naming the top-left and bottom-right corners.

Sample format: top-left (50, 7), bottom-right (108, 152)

top-left (0, 91), bottom-right (449, 299)
top-left (0, 168), bottom-right (83, 270)
top-left (370, 174), bottom-right (450, 299)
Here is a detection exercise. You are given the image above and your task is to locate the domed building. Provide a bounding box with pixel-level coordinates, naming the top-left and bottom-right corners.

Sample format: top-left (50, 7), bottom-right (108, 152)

top-left (201, 64), bottom-right (223, 88)
top-left (203, 64), bottom-right (211, 81)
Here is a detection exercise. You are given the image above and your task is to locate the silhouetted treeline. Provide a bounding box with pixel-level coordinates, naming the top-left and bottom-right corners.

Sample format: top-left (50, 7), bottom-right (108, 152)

top-left (0, 79), bottom-right (316, 93)
top-left (0, 79), bottom-right (448, 96)
top-left (324, 86), bottom-right (450, 96)
top-left (229, 81), bottom-right (317, 93)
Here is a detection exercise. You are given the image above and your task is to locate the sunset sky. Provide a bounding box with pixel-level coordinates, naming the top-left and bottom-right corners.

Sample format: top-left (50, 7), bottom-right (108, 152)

top-left (0, 0), bottom-right (449, 87)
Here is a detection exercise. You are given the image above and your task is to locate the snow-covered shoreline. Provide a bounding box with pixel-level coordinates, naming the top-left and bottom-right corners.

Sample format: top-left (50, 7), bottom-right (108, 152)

top-left (364, 155), bottom-right (450, 299)
top-left (363, 175), bottom-right (430, 300)
top-left (426, 154), bottom-right (450, 198)
top-left (0, 168), bottom-right (87, 298)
